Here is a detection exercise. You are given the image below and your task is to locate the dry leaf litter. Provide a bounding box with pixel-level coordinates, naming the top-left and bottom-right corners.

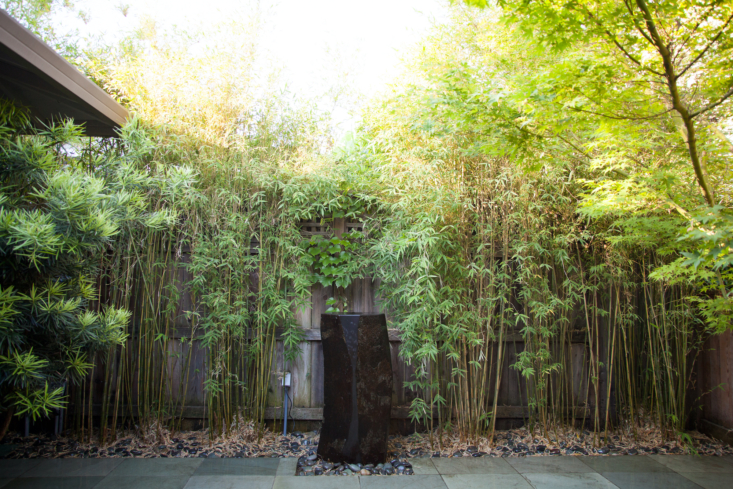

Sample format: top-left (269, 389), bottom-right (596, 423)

top-left (2, 421), bottom-right (731, 476)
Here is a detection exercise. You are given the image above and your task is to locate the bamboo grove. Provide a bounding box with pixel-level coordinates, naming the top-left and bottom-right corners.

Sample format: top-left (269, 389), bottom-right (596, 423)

top-left (1, 3), bottom-right (730, 447)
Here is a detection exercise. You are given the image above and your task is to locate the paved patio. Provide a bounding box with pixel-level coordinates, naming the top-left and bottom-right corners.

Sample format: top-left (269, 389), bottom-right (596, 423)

top-left (0, 455), bottom-right (731, 489)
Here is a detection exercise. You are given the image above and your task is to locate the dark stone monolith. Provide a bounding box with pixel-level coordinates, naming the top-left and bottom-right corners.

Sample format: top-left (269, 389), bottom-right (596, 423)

top-left (317, 313), bottom-right (392, 465)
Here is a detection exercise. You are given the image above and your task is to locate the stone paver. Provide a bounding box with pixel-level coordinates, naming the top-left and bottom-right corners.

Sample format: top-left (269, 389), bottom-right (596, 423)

top-left (522, 472), bottom-right (620, 489)
top-left (3, 476), bottom-right (105, 489)
top-left (360, 475), bottom-right (447, 489)
top-left (276, 458), bottom-right (298, 475)
top-left (273, 475), bottom-right (360, 489)
top-left (0, 454), bottom-right (731, 488)
top-left (94, 475), bottom-right (191, 489)
top-left (442, 473), bottom-right (533, 488)
top-left (580, 455), bottom-right (672, 472)
top-left (23, 459), bottom-right (123, 477)
top-left (650, 454), bottom-right (733, 473)
top-left (0, 460), bottom-right (41, 478)
top-left (193, 458), bottom-right (279, 476)
top-left (600, 471), bottom-right (702, 489)
top-left (409, 458), bottom-right (438, 475)
top-left (677, 471), bottom-right (733, 489)
top-left (183, 475), bottom-right (275, 489)
top-left (107, 458), bottom-right (203, 477)
top-left (507, 456), bottom-right (595, 473)
top-left (431, 457), bottom-right (516, 474)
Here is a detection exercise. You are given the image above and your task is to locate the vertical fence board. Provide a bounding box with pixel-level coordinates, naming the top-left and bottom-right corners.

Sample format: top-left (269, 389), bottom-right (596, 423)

top-left (268, 341), bottom-right (284, 409)
top-left (290, 342), bottom-right (311, 408)
top-left (85, 238), bottom-right (639, 426)
top-left (699, 331), bottom-right (733, 430)
top-left (311, 342), bottom-right (324, 408)
top-left (391, 342), bottom-right (403, 406)
top-left (311, 284), bottom-right (329, 330)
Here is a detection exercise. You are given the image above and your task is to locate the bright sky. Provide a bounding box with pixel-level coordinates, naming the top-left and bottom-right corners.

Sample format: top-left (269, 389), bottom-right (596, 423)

top-left (52, 0), bottom-right (449, 129)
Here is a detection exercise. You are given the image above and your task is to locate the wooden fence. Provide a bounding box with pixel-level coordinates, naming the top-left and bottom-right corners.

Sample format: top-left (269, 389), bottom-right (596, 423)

top-left (83, 218), bottom-right (611, 429)
top-left (135, 278), bottom-right (602, 425)
top-left (696, 330), bottom-right (733, 444)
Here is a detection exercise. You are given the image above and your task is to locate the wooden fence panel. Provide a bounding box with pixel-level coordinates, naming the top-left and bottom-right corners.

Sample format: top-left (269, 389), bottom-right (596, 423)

top-left (697, 330), bottom-right (733, 443)
top-left (166, 338), bottom-right (205, 405)
top-left (84, 239), bottom-right (614, 424)
top-left (267, 341), bottom-right (284, 410)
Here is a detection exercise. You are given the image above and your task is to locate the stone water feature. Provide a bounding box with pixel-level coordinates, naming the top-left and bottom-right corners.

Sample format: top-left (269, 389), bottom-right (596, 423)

top-left (317, 313), bottom-right (392, 465)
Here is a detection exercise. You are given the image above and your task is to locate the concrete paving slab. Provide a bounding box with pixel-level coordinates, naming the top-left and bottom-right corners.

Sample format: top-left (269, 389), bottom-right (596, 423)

top-left (95, 475), bottom-right (191, 489)
top-left (3, 454), bottom-right (731, 488)
top-left (442, 473), bottom-right (533, 489)
top-left (650, 455), bottom-right (733, 473)
top-left (23, 459), bottom-right (123, 477)
top-left (0, 460), bottom-right (41, 478)
top-left (600, 472), bottom-right (702, 489)
top-left (677, 471), bottom-right (733, 489)
top-left (507, 456), bottom-right (595, 473)
top-left (3, 476), bottom-right (104, 489)
top-left (276, 458), bottom-right (298, 475)
top-left (193, 458), bottom-right (279, 476)
top-left (272, 475), bottom-right (360, 489)
top-left (360, 474), bottom-right (448, 489)
top-left (580, 455), bottom-right (672, 473)
top-left (107, 458), bottom-right (202, 477)
top-left (432, 457), bottom-right (516, 474)
top-left (409, 458), bottom-right (438, 475)
top-left (183, 475), bottom-right (275, 489)
top-left (522, 472), bottom-right (619, 489)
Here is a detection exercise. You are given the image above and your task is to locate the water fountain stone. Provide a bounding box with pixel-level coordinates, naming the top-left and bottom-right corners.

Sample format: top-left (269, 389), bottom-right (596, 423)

top-left (317, 313), bottom-right (392, 464)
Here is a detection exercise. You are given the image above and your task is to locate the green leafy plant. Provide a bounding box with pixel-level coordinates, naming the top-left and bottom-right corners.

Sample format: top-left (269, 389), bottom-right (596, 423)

top-left (305, 232), bottom-right (361, 313)
top-left (0, 100), bottom-right (179, 440)
top-left (3, 0), bottom-right (724, 449)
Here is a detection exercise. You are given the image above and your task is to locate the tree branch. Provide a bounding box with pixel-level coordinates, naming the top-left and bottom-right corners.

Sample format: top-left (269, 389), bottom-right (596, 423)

top-left (624, 0), bottom-right (655, 45)
top-left (676, 0), bottom-right (727, 53)
top-left (677, 11), bottom-right (733, 79)
top-left (690, 86), bottom-right (733, 118)
top-left (564, 103), bottom-right (672, 121)
top-left (580, 4), bottom-right (665, 76)
top-left (635, 0), bottom-right (716, 207)
top-left (503, 115), bottom-right (592, 162)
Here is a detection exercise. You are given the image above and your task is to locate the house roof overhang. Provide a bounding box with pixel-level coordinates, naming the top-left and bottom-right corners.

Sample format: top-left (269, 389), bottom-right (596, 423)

top-left (0, 9), bottom-right (128, 137)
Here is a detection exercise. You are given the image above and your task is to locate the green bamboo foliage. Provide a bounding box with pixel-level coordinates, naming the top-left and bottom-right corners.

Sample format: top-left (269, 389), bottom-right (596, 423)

top-left (59, 3), bottom-right (724, 449)
top-left (66, 99), bottom-right (709, 449)
top-left (363, 153), bottom-right (703, 444)
top-left (72, 120), bottom-right (363, 441)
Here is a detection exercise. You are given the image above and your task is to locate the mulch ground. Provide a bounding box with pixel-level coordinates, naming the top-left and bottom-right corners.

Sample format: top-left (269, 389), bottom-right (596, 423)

top-left (2, 422), bottom-right (731, 460)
